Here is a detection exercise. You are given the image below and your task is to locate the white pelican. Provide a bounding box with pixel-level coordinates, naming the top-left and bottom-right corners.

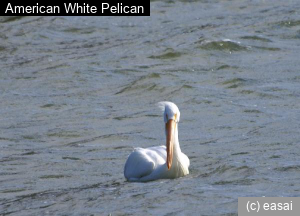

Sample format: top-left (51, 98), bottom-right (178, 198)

top-left (124, 102), bottom-right (190, 182)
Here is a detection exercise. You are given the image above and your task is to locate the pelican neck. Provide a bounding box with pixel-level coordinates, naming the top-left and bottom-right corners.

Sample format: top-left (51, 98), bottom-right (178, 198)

top-left (173, 122), bottom-right (182, 156)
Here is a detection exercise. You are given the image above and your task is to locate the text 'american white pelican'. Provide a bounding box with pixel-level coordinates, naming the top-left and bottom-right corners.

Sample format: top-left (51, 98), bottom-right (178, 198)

top-left (124, 102), bottom-right (190, 182)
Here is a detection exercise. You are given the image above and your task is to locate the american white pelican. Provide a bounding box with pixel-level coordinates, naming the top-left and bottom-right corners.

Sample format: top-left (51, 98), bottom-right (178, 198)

top-left (124, 102), bottom-right (190, 182)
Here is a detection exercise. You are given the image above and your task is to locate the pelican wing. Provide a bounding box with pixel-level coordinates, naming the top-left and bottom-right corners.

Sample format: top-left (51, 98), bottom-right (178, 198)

top-left (124, 148), bottom-right (155, 181)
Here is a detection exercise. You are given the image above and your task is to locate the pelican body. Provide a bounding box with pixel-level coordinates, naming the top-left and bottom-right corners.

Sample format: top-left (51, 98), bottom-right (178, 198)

top-left (124, 102), bottom-right (190, 182)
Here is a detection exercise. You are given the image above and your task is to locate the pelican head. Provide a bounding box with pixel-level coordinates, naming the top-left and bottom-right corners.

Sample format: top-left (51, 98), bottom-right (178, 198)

top-left (158, 102), bottom-right (180, 170)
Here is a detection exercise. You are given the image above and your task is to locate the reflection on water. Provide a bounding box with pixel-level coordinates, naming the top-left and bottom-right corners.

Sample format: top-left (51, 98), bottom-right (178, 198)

top-left (1, 0), bottom-right (300, 215)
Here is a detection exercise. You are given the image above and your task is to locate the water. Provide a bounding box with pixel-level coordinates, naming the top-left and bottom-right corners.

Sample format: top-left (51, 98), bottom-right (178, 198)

top-left (0, 0), bottom-right (300, 215)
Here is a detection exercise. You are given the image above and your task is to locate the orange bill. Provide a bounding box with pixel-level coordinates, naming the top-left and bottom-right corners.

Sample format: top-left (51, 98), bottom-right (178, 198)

top-left (166, 119), bottom-right (175, 170)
